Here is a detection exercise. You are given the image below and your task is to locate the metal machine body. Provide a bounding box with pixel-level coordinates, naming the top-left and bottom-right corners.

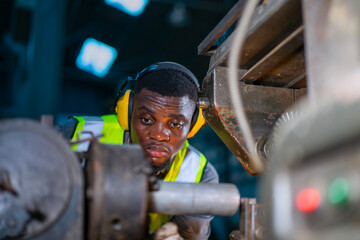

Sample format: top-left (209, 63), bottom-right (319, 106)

top-left (198, 0), bottom-right (360, 239)
top-left (264, 0), bottom-right (360, 239)
top-left (0, 119), bottom-right (83, 239)
top-left (264, 97), bottom-right (360, 240)
top-left (198, 0), bottom-right (306, 175)
top-left (4, 0), bottom-right (360, 239)
top-left (86, 141), bottom-right (151, 240)
top-left (229, 198), bottom-right (263, 240)
top-left (201, 66), bottom-right (304, 174)
top-left (0, 119), bottom-right (241, 239)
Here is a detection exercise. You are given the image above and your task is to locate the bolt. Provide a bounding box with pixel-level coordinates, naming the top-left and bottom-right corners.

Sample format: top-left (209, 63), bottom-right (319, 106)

top-left (197, 97), bottom-right (210, 109)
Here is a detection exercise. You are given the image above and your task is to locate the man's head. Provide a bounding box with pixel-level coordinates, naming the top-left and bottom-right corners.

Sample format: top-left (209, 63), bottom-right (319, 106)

top-left (129, 64), bottom-right (199, 173)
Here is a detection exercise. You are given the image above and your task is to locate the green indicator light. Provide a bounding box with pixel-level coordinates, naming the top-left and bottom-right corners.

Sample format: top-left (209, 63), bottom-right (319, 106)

top-left (328, 177), bottom-right (349, 205)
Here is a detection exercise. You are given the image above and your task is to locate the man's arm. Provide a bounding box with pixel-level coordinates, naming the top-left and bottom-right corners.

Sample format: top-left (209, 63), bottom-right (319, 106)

top-left (169, 162), bottom-right (219, 240)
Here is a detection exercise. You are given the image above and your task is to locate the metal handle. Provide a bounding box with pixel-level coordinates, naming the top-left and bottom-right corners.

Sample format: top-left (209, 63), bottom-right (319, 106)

top-left (148, 182), bottom-right (240, 216)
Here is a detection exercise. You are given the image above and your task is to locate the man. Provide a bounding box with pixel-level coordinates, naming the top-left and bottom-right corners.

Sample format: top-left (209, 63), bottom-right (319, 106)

top-left (60, 62), bottom-right (219, 240)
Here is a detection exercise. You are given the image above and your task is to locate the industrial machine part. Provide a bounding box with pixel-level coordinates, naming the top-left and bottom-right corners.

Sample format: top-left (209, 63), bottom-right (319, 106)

top-left (86, 141), bottom-right (151, 240)
top-left (264, 97), bottom-right (360, 240)
top-left (0, 119), bottom-right (241, 239)
top-left (0, 119), bottom-right (83, 239)
top-left (302, 0), bottom-right (360, 101)
top-left (199, 0), bottom-right (360, 239)
top-left (86, 140), bottom-right (240, 240)
top-left (198, 0), bottom-right (306, 175)
top-left (201, 66), bottom-right (304, 175)
top-left (262, 0), bottom-right (360, 239)
top-left (229, 198), bottom-right (264, 240)
top-left (149, 181), bottom-right (240, 216)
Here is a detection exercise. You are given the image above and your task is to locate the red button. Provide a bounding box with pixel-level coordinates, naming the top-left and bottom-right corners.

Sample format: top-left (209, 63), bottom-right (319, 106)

top-left (296, 188), bottom-right (321, 212)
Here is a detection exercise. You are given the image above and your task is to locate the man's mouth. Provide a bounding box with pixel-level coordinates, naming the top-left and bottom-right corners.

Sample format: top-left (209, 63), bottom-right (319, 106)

top-left (144, 145), bottom-right (169, 158)
top-left (145, 149), bottom-right (167, 157)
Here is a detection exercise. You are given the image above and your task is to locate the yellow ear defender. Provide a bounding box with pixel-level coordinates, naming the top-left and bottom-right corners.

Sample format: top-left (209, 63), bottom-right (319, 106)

top-left (187, 108), bottom-right (206, 138)
top-left (115, 90), bottom-right (133, 131)
top-left (114, 62), bottom-right (206, 137)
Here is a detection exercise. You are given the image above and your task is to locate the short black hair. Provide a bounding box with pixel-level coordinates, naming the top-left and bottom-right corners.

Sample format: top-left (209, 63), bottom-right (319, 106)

top-left (134, 69), bottom-right (198, 103)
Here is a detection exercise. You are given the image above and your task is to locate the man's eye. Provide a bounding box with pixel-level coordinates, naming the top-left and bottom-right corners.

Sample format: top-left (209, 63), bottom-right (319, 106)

top-left (170, 122), bottom-right (183, 129)
top-left (141, 118), bottom-right (153, 125)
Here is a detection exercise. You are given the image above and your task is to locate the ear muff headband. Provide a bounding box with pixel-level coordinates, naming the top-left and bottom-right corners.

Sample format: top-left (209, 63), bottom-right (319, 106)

top-left (149, 62), bottom-right (201, 90)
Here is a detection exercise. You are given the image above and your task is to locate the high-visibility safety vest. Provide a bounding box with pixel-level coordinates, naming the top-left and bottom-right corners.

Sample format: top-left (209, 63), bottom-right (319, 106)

top-left (70, 114), bottom-right (207, 232)
top-left (71, 115), bottom-right (124, 151)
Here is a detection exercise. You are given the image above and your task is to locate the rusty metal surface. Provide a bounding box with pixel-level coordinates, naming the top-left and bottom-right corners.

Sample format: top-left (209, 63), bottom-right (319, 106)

top-left (202, 66), bottom-right (300, 175)
top-left (0, 119), bottom-right (83, 239)
top-left (208, 0), bottom-right (302, 75)
top-left (241, 26), bottom-right (305, 88)
top-left (197, 0), bottom-right (308, 174)
top-left (253, 47), bottom-right (305, 87)
top-left (87, 141), bottom-right (151, 240)
top-left (240, 25), bottom-right (303, 83)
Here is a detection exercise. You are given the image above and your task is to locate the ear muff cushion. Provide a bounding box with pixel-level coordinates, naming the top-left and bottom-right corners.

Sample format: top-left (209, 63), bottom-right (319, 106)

top-left (187, 108), bottom-right (206, 138)
top-left (116, 90), bottom-right (133, 131)
top-left (127, 91), bottom-right (134, 130)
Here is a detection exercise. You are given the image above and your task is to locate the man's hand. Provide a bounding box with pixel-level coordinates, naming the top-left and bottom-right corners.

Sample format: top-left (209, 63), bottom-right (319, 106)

top-left (153, 222), bottom-right (183, 240)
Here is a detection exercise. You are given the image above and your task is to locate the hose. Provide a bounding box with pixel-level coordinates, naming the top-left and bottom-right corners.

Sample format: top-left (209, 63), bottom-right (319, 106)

top-left (227, 0), bottom-right (263, 172)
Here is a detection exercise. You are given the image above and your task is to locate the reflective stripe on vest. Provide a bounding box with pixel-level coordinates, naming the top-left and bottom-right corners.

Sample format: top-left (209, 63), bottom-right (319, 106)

top-left (149, 141), bottom-right (207, 232)
top-left (71, 115), bottom-right (124, 152)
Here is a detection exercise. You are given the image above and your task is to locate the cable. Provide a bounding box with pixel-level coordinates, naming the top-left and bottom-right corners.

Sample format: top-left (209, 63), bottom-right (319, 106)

top-left (228, 0), bottom-right (263, 172)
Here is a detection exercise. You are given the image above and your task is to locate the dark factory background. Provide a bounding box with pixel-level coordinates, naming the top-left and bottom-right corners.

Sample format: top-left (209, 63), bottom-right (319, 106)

top-left (0, 0), bottom-right (257, 239)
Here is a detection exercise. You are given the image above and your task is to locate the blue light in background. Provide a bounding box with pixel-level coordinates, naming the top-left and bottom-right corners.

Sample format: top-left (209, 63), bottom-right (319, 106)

top-left (76, 38), bottom-right (118, 78)
top-left (105, 0), bottom-right (148, 16)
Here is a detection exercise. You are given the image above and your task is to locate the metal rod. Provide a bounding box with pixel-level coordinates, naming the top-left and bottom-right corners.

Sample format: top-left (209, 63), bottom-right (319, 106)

top-left (148, 182), bottom-right (240, 216)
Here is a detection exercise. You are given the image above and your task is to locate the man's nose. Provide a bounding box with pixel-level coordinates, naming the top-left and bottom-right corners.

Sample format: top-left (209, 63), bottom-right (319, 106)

top-left (149, 123), bottom-right (170, 142)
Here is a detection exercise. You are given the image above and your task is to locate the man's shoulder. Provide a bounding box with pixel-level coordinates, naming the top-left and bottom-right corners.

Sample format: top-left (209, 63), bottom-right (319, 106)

top-left (201, 161), bottom-right (219, 184)
top-left (186, 143), bottom-right (219, 184)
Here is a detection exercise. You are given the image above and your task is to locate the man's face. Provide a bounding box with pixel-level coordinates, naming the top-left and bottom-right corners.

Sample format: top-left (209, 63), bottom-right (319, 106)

top-left (130, 88), bottom-right (196, 173)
